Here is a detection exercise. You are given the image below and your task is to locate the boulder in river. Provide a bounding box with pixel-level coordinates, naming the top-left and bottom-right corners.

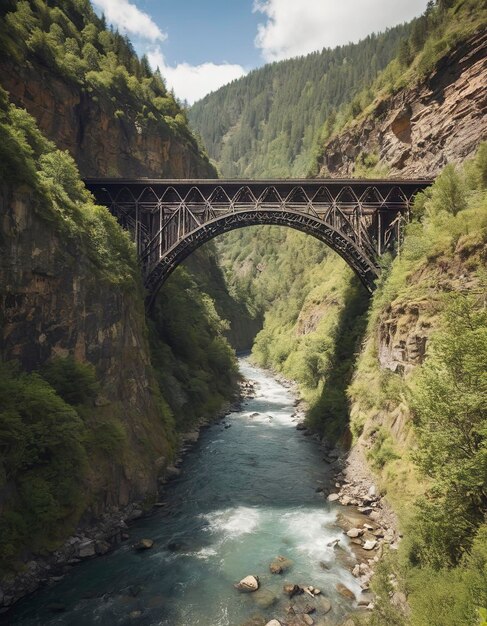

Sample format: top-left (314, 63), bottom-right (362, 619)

top-left (283, 583), bottom-right (302, 597)
top-left (316, 595), bottom-right (332, 613)
top-left (165, 465), bottom-right (181, 480)
top-left (362, 539), bottom-right (377, 551)
top-left (235, 575), bottom-right (260, 592)
top-left (253, 588), bottom-right (279, 608)
top-left (336, 583), bottom-right (356, 600)
top-left (346, 528), bottom-right (363, 538)
top-left (269, 555), bottom-right (293, 574)
top-left (134, 538), bottom-right (154, 551)
top-left (265, 621), bottom-right (282, 626)
top-left (327, 493), bottom-right (339, 502)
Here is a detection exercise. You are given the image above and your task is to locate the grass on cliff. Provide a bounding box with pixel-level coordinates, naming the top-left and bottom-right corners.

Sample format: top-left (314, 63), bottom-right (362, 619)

top-left (348, 144), bottom-right (487, 625)
top-left (0, 360), bottom-right (92, 568)
top-left (149, 266), bottom-right (240, 432)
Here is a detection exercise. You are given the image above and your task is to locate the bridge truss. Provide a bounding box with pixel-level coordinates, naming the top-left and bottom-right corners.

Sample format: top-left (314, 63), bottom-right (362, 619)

top-left (84, 179), bottom-right (431, 308)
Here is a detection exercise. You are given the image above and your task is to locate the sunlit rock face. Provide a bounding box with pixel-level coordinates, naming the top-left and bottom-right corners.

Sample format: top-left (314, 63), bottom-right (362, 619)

top-left (0, 58), bottom-right (214, 179)
top-left (319, 31), bottom-right (487, 178)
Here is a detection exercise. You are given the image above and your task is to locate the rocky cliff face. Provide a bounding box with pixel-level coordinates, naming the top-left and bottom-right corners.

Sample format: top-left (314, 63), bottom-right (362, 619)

top-left (377, 301), bottom-right (431, 376)
top-left (319, 30), bottom-right (487, 178)
top-left (0, 59), bottom-right (213, 179)
top-left (0, 184), bottom-right (171, 511)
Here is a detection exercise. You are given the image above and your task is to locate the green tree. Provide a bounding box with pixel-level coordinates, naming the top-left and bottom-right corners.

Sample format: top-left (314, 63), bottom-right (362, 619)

top-left (410, 294), bottom-right (487, 567)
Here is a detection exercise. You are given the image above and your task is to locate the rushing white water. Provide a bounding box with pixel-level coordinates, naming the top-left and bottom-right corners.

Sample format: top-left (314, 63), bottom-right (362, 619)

top-left (6, 359), bottom-right (360, 626)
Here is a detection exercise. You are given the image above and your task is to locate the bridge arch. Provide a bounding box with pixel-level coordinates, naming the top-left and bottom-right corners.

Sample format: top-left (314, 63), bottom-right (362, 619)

top-left (143, 208), bottom-right (379, 309)
top-left (84, 178), bottom-right (432, 311)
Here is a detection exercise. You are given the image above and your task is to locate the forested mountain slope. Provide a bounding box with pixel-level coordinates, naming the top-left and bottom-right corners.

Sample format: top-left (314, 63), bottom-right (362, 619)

top-left (189, 24), bottom-right (410, 177)
top-left (0, 0), bottom-right (239, 606)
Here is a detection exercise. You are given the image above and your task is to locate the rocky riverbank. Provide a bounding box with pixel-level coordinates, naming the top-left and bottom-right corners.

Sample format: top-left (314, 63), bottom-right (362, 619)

top-left (270, 372), bottom-right (403, 625)
top-left (0, 381), bottom-right (254, 615)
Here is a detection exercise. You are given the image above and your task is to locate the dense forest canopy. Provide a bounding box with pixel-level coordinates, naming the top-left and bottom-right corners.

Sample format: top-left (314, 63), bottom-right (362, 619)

top-left (189, 23), bottom-right (411, 178)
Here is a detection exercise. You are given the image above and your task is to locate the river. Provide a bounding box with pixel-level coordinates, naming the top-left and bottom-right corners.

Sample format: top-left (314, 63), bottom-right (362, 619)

top-left (5, 358), bottom-right (361, 625)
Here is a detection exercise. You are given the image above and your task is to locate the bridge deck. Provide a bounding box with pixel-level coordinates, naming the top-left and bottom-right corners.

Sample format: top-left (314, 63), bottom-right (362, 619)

top-left (84, 177), bottom-right (433, 305)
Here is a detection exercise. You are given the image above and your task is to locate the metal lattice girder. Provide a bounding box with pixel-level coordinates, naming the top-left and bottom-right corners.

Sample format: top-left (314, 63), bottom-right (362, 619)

top-left (84, 178), bottom-right (432, 308)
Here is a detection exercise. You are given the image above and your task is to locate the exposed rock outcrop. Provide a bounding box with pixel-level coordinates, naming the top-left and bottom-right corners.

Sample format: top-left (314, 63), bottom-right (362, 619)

top-left (377, 301), bottom-right (432, 375)
top-left (319, 30), bottom-right (487, 178)
top-left (0, 59), bottom-right (215, 179)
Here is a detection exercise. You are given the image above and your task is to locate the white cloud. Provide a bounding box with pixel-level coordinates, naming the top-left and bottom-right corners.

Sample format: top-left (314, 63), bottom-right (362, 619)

top-left (253, 0), bottom-right (429, 61)
top-left (147, 48), bottom-right (247, 104)
top-left (92, 0), bottom-right (166, 42)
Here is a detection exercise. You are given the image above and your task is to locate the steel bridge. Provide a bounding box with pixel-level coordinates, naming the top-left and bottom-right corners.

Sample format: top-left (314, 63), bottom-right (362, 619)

top-left (84, 178), bottom-right (432, 308)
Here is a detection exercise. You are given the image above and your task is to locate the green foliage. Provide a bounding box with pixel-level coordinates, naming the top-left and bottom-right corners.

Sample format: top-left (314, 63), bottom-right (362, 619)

top-left (407, 523), bottom-right (487, 626)
top-left (189, 25), bottom-right (410, 178)
top-left (0, 87), bottom-right (138, 286)
top-left (41, 357), bottom-right (99, 406)
top-left (149, 265), bottom-right (239, 431)
top-left (353, 151), bottom-right (390, 179)
top-left (0, 363), bottom-right (87, 564)
top-left (347, 146), bottom-right (487, 625)
top-left (427, 163), bottom-right (467, 216)
top-left (217, 226), bottom-right (368, 444)
top-left (367, 427), bottom-right (401, 469)
top-left (409, 293), bottom-right (487, 568)
top-left (86, 418), bottom-right (127, 455)
top-left (0, 0), bottom-right (211, 160)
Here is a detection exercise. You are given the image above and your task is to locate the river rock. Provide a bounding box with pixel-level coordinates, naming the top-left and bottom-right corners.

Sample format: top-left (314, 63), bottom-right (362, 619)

top-left (346, 528), bottom-right (363, 538)
top-left (270, 555), bottom-right (293, 574)
top-left (317, 595), bottom-right (332, 613)
top-left (363, 540), bottom-right (377, 551)
top-left (254, 588), bottom-right (278, 608)
top-left (134, 538), bottom-right (154, 551)
top-left (78, 540), bottom-right (95, 558)
top-left (283, 583), bottom-right (302, 597)
top-left (336, 583), bottom-right (356, 600)
top-left (235, 575), bottom-right (259, 592)
top-left (265, 621), bottom-right (282, 626)
top-left (291, 595), bottom-right (316, 614)
top-left (327, 493), bottom-right (339, 502)
top-left (95, 540), bottom-right (110, 555)
top-left (165, 465), bottom-right (181, 479)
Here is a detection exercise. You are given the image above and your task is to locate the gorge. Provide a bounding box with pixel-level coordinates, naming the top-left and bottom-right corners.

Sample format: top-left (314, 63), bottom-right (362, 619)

top-left (0, 1), bottom-right (486, 625)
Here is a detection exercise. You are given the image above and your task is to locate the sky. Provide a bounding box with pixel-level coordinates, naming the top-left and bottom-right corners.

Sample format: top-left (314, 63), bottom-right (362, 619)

top-left (91, 0), bottom-right (430, 105)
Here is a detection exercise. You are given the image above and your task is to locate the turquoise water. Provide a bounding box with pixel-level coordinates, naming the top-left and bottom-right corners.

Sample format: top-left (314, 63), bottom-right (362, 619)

top-left (5, 359), bottom-right (359, 625)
